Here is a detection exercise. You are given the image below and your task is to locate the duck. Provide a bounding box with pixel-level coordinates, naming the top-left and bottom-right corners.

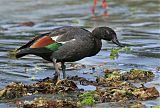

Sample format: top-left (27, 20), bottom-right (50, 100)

top-left (16, 26), bottom-right (123, 79)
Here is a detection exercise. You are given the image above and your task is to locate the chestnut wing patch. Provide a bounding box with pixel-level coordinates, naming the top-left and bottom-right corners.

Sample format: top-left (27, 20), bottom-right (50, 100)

top-left (29, 35), bottom-right (62, 52)
top-left (30, 36), bottom-right (56, 48)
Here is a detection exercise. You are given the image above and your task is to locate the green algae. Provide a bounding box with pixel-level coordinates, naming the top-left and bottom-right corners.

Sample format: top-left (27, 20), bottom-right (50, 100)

top-left (110, 46), bottom-right (131, 60)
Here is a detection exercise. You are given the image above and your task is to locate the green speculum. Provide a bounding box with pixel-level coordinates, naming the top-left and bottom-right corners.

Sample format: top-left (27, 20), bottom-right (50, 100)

top-left (45, 43), bottom-right (62, 51)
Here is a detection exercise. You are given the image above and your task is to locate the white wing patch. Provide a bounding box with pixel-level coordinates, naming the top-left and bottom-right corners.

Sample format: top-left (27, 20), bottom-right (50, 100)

top-left (59, 39), bottom-right (76, 44)
top-left (51, 35), bottom-right (76, 44)
top-left (51, 36), bottom-right (59, 41)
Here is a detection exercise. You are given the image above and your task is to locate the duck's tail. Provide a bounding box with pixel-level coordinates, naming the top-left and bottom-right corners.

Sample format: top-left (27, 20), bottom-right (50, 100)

top-left (15, 48), bottom-right (52, 59)
top-left (16, 48), bottom-right (31, 58)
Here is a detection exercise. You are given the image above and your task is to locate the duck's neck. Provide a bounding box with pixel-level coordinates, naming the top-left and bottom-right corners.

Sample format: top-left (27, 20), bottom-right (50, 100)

top-left (92, 28), bottom-right (103, 39)
top-left (89, 37), bottom-right (102, 56)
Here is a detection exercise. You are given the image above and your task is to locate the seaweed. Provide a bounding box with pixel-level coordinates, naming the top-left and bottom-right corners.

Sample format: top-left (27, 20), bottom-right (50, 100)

top-left (122, 69), bottom-right (155, 82)
top-left (79, 92), bottom-right (96, 106)
top-left (0, 82), bottom-right (28, 99)
top-left (19, 97), bottom-right (81, 108)
top-left (110, 46), bottom-right (131, 60)
top-left (0, 69), bottom-right (159, 108)
top-left (0, 79), bottom-right (78, 100)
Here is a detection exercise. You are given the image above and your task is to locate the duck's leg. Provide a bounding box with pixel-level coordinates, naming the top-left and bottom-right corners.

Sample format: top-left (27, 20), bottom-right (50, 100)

top-left (52, 58), bottom-right (60, 80)
top-left (61, 62), bottom-right (66, 79)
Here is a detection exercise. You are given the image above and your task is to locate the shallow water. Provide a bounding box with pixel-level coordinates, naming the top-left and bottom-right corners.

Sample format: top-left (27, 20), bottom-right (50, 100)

top-left (0, 0), bottom-right (160, 107)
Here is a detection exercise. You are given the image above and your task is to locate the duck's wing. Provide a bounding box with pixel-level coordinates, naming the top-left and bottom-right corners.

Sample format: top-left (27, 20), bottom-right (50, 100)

top-left (15, 26), bottom-right (95, 62)
top-left (15, 26), bottom-right (80, 60)
top-left (17, 32), bottom-right (50, 50)
top-left (17, 26), bottom-right (75, 50)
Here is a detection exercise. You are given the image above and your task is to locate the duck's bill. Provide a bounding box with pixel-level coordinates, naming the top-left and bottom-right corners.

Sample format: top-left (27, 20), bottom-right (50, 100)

top-left (112, 38), bottom-right (124, 47)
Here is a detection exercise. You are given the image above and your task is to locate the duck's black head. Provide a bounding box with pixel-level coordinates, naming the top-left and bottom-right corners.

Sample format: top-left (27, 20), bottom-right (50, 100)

top-left (92, 27), bottom-right (124, 47)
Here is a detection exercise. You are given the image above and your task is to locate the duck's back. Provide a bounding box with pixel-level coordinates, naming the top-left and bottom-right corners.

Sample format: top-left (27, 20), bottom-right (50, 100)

top-left (52, 27), bottom-right (101, 62)
top-left (16, 26), bottom-right (102, 62)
